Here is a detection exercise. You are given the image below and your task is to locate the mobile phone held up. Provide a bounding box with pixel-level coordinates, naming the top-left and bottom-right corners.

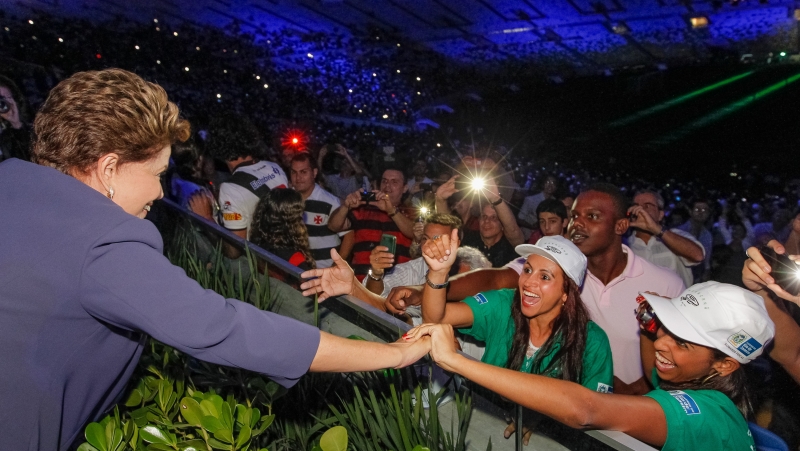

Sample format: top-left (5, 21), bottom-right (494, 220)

top-left (760, 246), bottom-right (800, 296)
top-left (380, 234), bottom-right (397, 256)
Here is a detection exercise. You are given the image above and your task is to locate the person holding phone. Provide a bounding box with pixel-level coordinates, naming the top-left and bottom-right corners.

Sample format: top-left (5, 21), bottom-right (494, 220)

top-left (328, 167), bottom-right (416, 280)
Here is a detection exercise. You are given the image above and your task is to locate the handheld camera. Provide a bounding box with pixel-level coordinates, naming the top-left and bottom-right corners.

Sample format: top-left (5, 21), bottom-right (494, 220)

top-left (361, 191), bottom-right (377, 202)
top-left (760, 246), bottom-right (800, 296)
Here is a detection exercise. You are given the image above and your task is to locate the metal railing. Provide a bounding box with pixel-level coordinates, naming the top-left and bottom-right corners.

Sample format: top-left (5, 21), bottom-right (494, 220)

top-left (158, 198), bottom-right (656, 451)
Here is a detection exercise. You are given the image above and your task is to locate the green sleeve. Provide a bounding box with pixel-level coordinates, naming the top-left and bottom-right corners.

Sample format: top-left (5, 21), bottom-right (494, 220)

top-left (580, 321), bottom-right (614, 393)
top-left (458, 289), bottom-right (514, 342)
top-left (644, 389), bottom-right (754, 451)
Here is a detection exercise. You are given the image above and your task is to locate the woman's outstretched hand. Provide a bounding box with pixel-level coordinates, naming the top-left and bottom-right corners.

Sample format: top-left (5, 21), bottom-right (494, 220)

top-left (403, 323), bottom-right (460, 372)
top-left (300, 249), bottom-right (355, 301)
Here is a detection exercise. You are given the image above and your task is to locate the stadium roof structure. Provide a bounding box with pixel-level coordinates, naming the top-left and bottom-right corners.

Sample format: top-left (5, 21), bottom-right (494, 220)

top-left (8, 0), bottom-right (800, 73)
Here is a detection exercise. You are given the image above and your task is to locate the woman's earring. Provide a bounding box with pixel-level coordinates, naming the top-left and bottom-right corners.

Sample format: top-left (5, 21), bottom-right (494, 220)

top-left (701, 371), bottom-right (719, 385)
top-left (107, 187), bottom-right (115, 200)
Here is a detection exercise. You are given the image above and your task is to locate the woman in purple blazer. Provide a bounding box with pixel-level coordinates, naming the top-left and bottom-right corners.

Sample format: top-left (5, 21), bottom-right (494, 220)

top-left (0, 69), bottom-right (429, 450)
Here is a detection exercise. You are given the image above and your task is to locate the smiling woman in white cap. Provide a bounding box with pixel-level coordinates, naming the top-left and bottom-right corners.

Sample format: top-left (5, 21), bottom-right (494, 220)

top-left (405, 280), bottom-right (775, 450)
top-left (418, 230), bottom-right (614, 390)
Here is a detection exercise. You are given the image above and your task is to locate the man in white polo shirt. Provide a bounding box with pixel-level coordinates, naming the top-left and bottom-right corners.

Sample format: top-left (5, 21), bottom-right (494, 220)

top-left (568, 183), bottom-right (684, 394)
top-left (626, 189), bottom-right (704, 288)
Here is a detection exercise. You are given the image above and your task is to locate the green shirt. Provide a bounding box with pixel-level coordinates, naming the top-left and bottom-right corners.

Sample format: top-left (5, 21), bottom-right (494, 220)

top-left (458, 288), bottom-right (614, 393)
top-left (645, 370), bottom-right (755, 451)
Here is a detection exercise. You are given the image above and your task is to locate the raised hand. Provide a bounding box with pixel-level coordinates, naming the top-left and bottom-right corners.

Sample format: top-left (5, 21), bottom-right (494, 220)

top-left (299, 249), bottom-right (355, 301)
top-left (421, 228), bottom-right (459, 272)
top-left (627, 205), bottom-right (661, 235)
top-left (434, 175), bottom-right (459, 201)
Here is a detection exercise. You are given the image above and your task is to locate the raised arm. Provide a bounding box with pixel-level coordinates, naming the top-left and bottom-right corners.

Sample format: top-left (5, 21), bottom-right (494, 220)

top-left (484, 179), bottom-right (524, 246)
top-left (328, 190), bottom-right (361, 232)
top-left (628, 205), bottom-right (704, 263)
top-left (420, 229), bottom-right (474, 326)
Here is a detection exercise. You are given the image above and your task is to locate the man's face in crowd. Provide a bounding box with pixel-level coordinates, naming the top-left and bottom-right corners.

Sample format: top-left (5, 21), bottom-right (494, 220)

top-left (538, 212), bottom-right (566, 237)
top-left (691, 202), bottom-right (710, 224)
top-left (290, 159), bottom-right (317, 196)
top-left (568, 191), bottom-right (627, 258)
top-left (543, 177), bottom-right (557, 196)
top-left (380, 169), bottom-right (407, 206)
top-left (632, 192), bottom-right (664, 224)
top-left (412, 160), bottom-right (428, 178)
top-left (479, 204), bottom-right (504, 241)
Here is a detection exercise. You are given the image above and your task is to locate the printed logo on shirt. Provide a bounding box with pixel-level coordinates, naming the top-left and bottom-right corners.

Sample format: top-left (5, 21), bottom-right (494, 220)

top-left (544, 245), bottom-right (562, 254)
top-left (304, 212), bottom-right (329, 225)
top-left (474, 293), bottom-right (489, 305)
top-left (223, 201), bottom-right (232, 211)
top-left (596, 383), bottom-right (613, 393)
top-left (668, 390), bottom-right (701, 415)
top-left (727, 330), bottom-right (762, 357)
top-left (250, 173), bottom-right (281, 191)
top-left (681, 294), bottom-right (699, 306)
top-left (223, 212), bottom-right (243, 221)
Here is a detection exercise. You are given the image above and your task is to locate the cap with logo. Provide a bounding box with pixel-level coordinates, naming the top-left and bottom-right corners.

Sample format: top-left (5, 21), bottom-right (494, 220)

top-left (639, 281), bottom-right (775, 364)
top-left (515, 235), bottom-right (587, 287)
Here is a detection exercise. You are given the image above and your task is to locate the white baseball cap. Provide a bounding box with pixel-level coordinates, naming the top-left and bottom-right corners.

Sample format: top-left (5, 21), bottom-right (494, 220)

top-left (639, 281), bottom-right (775, 364)
top-left (515, 235), bottom-right (587, 287)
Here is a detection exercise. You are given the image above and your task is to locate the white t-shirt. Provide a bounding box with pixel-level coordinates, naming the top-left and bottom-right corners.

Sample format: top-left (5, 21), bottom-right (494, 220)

top-left (218, 161), bottom-right (288, 231)
top-left (627, 228), bottom-right (704, 288)
top-left (304, 184), bottom-right (342, 269)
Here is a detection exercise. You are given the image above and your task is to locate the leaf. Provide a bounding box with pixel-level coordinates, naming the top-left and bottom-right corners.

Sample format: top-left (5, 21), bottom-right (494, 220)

top-left (125, 389), bottom-right (143, 407)
top-left (213, 427), bottom-right (233, 445)
top-left (179, 397), bottom-right (204, 427)
top-left (140, 426), bottom-right (172, 446)
top-left (145, 445), bottom-right (173, 451)
top-left (319, 426), bottom-right (347, 451)
top-left (85, 422), bottom-right (107, 451)
top-left (235, 425), bottom-right (252, 449)
top-left (410, 447), bottom-right (431, 451)
top-left (77, 444), bottom-right (99, 451)
top-left (201, 415), bottom-right (224, 434)
top-left (207, 437), bottom-right (230, 450)
top-left (220, 401), bottom-right (233, 431)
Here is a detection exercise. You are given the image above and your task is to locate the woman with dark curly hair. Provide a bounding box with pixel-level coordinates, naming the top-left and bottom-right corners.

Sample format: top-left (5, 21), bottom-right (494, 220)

top-left (250, 188), bottom-right (316, 274)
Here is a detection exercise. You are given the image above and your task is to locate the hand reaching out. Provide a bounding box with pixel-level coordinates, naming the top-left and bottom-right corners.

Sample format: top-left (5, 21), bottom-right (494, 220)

top-left (403, 323), bottom-right (460, 372)
top-left (299, 249), bottom-right (355, 301)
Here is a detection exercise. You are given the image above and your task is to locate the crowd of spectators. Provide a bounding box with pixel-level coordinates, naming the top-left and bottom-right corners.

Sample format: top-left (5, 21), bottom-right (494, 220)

top-left (4, 8), bottom-right (800, 447)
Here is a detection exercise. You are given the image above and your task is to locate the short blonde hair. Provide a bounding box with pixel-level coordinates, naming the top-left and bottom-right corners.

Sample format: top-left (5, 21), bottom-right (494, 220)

top-left (32, 68), bottom-right (190, 175)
